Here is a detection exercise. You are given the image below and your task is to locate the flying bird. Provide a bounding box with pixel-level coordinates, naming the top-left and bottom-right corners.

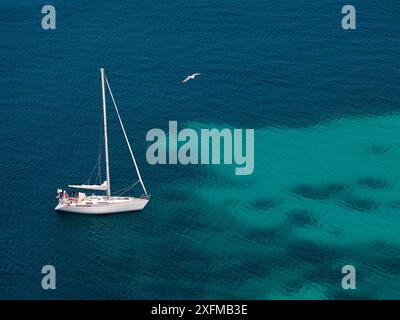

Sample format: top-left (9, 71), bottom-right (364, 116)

top-left (182, 73), bottom-right (201, 83)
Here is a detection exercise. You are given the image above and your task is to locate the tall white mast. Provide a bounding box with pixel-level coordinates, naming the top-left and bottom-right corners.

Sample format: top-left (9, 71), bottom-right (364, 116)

top-left (100, 68), bottom-right (111, 197)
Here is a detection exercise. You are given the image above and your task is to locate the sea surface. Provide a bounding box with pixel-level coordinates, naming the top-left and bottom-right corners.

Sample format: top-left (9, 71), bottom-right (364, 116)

top-left (1, 1), bottom-right (400, 299)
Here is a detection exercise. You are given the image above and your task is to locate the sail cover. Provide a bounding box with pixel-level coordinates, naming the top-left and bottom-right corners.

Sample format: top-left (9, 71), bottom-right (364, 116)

top-left (69, 181), bottom-right (108, 191)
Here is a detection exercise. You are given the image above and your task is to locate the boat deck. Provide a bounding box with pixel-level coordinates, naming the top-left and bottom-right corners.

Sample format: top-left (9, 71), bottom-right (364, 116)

top-left (62, 195), bottom-right (148, 207)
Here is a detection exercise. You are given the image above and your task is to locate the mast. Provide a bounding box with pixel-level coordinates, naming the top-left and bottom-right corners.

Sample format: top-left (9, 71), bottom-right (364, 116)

top-left (100, 68), bottom-right (111, 197)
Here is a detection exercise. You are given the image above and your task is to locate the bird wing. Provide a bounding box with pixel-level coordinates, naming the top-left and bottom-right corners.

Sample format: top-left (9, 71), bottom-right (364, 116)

top-left (182, 73), bottom-right (201, 83)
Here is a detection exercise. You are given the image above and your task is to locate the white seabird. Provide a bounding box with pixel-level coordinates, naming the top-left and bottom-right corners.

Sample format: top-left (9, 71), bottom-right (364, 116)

top-left (182, 73), bottom-right (201, 83)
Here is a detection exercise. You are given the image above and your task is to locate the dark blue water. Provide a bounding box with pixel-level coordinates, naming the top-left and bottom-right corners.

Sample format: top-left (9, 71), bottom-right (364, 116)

top-left (1, 1), bottom-right (400, 299)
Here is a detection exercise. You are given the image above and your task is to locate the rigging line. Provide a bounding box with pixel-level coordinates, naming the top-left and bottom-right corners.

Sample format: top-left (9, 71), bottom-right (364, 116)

top-left (86, 149), bottom-right (101, 185)
top-left (96, 127), bottom-right (103, 184)
top-left (104, 75), bottom-right (148, 196)
top-left (113, 180), bottom-right (139, 194)
top-left (111, 180), bottom-right (140, 196)
top-left (117, 182), bottom-right (139, 196)
top-left (95, 110), bottom-right (104, 184)
top-left (86, 115), bottom-right (104, 185)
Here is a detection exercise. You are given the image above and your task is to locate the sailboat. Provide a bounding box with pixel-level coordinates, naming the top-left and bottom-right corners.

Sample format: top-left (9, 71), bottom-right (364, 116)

top-left (55, 68), bottom-right (150, 214)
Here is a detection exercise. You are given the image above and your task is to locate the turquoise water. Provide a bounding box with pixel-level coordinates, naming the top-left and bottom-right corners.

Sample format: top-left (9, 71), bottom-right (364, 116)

top-left (1, 1), bottom-right (400, 299)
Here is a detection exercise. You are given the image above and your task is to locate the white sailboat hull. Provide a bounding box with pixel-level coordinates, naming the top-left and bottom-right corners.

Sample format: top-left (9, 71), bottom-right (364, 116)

top-left (55, 196), bottom-right (149, 215)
